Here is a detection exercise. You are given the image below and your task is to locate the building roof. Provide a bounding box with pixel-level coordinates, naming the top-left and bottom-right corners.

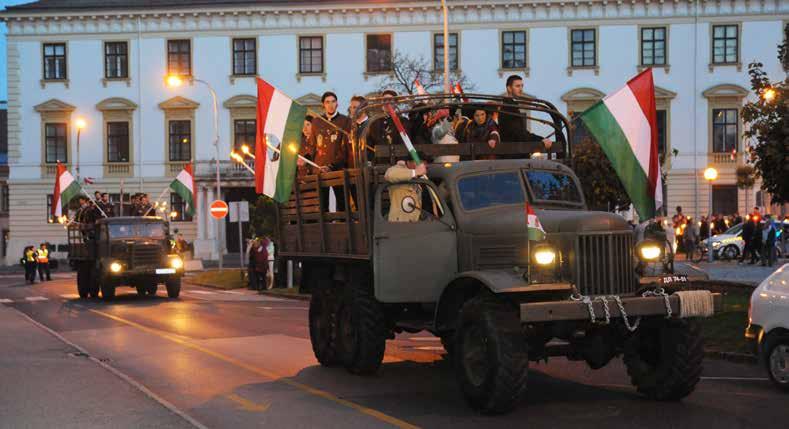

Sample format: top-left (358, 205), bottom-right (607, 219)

top-left (3, 0), bottom-right (426, 13)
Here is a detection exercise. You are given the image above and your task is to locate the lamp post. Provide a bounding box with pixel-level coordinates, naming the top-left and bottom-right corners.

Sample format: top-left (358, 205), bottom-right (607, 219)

top-left (440, 0), bottom-right (450, 93)
top-left (166, 75), bottom-right (223, 269)
top-left (704, 167), bottom-right (718, 262)
top-left (74, 117), bottom-right (86, 182)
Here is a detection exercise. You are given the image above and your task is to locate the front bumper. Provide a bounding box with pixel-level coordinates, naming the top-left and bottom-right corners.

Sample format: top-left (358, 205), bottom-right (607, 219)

top-left (520, 293), bottom-right (722, 323)
top-left (744, 323), bottom-right (763, 355)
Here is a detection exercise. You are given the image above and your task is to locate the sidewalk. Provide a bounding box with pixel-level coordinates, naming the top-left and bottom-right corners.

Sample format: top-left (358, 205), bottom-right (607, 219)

top-left (679, 260), bottom-right (787, 287)
top-left (0, 306), bottom-right (194, 429)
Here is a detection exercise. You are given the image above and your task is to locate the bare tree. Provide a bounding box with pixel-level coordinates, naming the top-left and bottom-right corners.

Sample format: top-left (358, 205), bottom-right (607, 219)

top-left (376, 50), bottom-right (475, 95)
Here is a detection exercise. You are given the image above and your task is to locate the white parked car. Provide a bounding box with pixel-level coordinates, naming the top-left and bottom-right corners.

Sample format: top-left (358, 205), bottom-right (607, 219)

top-left (746, 263), bottom-right (789, 391)
top-left (705, 220), bottom-right (787, 260)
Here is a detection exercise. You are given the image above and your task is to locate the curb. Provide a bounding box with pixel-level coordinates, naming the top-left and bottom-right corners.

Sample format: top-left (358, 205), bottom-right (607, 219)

top-left (259, 289), bottom-right (311, 301)
top-left (704, 350), bottom-right (758, 365)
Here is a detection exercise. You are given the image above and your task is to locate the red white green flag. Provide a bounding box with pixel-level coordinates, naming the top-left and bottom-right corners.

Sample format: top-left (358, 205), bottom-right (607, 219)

top-left (255, 77), bottom-right (307, 203)
top-left (526, 202), bottom-right (546, 241)
top-left (170, 163), bottom-right (196, 217)
top-left (384, 103), bottom-right (422, 164)
top-left (51, 162), bottom-right (82, 218)
top-left (580, 69), bottom-right (663, 219)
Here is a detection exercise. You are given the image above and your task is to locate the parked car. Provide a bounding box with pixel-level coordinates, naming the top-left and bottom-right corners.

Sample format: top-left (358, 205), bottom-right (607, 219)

top-left (704, 220), bottom-right (787, 260)
top-left (746, 263), bottom-right (789, 391)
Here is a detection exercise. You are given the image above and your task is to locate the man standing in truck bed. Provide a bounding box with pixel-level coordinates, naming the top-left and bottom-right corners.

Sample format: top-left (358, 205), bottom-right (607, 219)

top-left (311, 91), bottom-right (352, 212)
top-left (499, 75), bottom-right (554, 156)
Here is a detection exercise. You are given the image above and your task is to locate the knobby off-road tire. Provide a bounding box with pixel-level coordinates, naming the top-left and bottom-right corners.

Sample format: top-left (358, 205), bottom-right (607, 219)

top-left (165, 278), bottom-right (181, 298)
top-left (76, 265), bottom-right (89, 299)
top-left (441, 334), bottom-right (455, 361)
top-left (309, 286), bottom-right (340, 366)
top-left (336, 272), bottom-right (387, 375)
top-left (454, 294), bottom-right (529, 414)
top-left (624, 318), bottom-right (704, 400)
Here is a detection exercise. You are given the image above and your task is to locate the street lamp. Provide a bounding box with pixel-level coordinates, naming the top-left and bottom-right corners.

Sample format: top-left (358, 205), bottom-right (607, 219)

top-left (74, 117), bottom-right (86, 182)
top-left (762, 88), bottom-right (776, 102)
top-left (703, 167), bottom-right (718, 262)
top-left (166, 74), bottom-right (223, 269)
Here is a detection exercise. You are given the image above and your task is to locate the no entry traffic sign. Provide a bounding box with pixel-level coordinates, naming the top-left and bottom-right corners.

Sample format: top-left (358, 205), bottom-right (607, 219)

top-left (210, 200), bottom-right (229, 219)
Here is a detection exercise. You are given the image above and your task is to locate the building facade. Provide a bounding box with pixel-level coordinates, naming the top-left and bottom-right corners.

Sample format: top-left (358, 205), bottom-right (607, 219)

top-left (1, 0), bottom-right (787, 265)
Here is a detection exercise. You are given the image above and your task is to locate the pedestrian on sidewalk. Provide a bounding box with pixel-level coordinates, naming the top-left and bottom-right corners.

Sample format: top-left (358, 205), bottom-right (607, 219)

top-left (683, 217), bottom-right (698, 261)
top-left (750, 219), bottom-right (763, 265)
top-left (23, 246), bottom-right (37, 284)
top-left (246, 238), bottom-right (259, 290)
top-left (36, 243), bottom-right (52, 281)
top-left (761, 215), bottom-right (777, 267)
top-left (254, 237), bottom-right (271, 291)
top-left (739, 215), bottom-right (755, 264)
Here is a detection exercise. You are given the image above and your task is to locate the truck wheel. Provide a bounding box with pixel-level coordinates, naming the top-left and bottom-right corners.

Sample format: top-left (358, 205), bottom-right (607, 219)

top-left (165, 278), bottom-right (181, 298)
top-left (147, 283), bottom-right (159, 296)
top-left (440, 334), bottom-right (455, 360)
top-left (336, 278), bottom-right (387, 375)
top-left (763, 332), bottom-right (789, 392)
top-left (454, 294), bottom-right (528, 414)
top-left (309, 286), bottom-right (340, 366)
top-left (136, 286), bottom-right (147, 296)
top-left (76, 267), bottom-right (89, 299)
top-left (623, 318), bottom-right (704, 400)
top-left (100, 281), bottom-right (116, 301)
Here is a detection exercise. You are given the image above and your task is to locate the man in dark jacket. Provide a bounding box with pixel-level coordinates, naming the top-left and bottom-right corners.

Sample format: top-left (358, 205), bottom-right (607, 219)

top-left (311, 91), bottom-right (352, 212)
top-left (498, 75), bottom-right (553, 156)
top-left (739, 215), bottom-right (755, 264)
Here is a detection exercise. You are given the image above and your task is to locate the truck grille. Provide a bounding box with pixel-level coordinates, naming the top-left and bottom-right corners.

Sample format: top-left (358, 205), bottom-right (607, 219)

top-left (131, 244), bottom-right (162, 269)
top-left (574, 232), bottom-right (636, 296)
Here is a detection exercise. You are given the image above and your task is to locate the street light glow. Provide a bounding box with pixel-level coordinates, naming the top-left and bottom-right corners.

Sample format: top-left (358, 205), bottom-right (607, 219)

top-left (703, 167), bottom-right (718, 181)
top-left (74, 118), bottom-right (86, 130)
top-left (166, 75), bottom-right (184, 87)
top-left (763, 88), bottom-right (776, 102)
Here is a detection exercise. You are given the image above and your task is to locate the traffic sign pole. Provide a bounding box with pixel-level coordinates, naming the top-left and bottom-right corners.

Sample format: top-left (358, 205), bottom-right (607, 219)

top-left (210, 200), bottom-right (229, 270)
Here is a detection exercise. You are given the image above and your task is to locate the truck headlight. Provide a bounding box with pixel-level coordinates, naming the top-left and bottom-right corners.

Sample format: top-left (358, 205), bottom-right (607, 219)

top-left (637, 241), bottom-right (662, 261)
top-left (170, 256), bottom-right (183, 270)
top-left (110, 262), bottom-right (123, 273)
top-left (532, 245), bottom-right (557, 266)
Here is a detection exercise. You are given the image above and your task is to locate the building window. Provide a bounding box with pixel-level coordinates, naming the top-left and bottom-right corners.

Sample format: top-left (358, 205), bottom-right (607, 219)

top-left (234, 119), bottom-right (256, 152)
top-left (501, 31), bottom-right (527, 69)
top-left (712, 185), bottom-right (738, 215)
top-left (45, 123), bottom-right (68, 164)
top-left (43, 43), bottom-right (67, 80)
top-left (167, 40), bottom-right (191, 76)
top-left (232, 38), bottom-right (257, 76)
top-left (641, 27), bottom-right (666, 66)
top-left (104, 41), bottom-right (128, 79)
top-left (570, 29), bottom-right (596, 67)
top-left (170, 194), bottom-right (193, 222)
top-left (107, 122), bottom-right (130, 163)
top-left (46, 194), bottom-right (56, 223)
top-left (656, 110), bottom-right (667, 158)
top-left (168, 120), bottom-right (191, 162)
top-left (434, 33), bottom-right (458, 71)
top-left (366, 34), bottom-right (392, 73)
top-left (712, 108), bottom-right (738, 153)
top-left (298, 36), bottom-right (323, 74)
top-left (712, 25), bottom-right (738, 64)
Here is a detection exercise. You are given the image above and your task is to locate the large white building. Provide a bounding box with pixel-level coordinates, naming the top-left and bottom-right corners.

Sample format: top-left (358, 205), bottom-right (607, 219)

top-left (1, 0), bottom-right (786, 265)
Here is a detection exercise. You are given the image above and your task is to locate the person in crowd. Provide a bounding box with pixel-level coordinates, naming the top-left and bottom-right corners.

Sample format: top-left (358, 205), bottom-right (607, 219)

top-left (36, 242), bottom-right (52, 282)
top-left (464, 109), bottom-right (501, 160)
top-left (311, 91), bottom-right (352, 211)
top-left (683, 217), bottom-right (698, 261)
top-left (498, 75), bottom-right (553, 156)
top-left (761, 214), bottom-right (778, 267)
top-left (297, 114), bottom-right (315, 178)
top-left (348, 95), bottom-right (365, 120)
top-left (672, 206), bottom-right (686, 229)
top-left (714, 214), bottom-right (727, 235)
top-left (749, 217), bottom-right (763, 265)
top-left (384, 161), bottom-right (428, 223)
top-left (368, 89), bottom-right (409, 151)
top-left (23, 245), bottom-right (37, 284)
top-left (353, 99), bottom-right (376, 165)
top-left (431, 117), bottom-right (460, 163)
top-left (75, 196), bottom-right (98, 238)
top-left (408, 102), bottom-right (433, 147)
top-left (733, 212), bottom-right (743, 226)
top-left (254, 236), bottom-right (271, 290)
top-left (99, 193), bottom-right (114, 217)
top-left (699, 215), bottom-right (710, 241)
top-left (739, 214), bottom-right (756, 264)
top-left (246, 238), bottom-right (260, 290)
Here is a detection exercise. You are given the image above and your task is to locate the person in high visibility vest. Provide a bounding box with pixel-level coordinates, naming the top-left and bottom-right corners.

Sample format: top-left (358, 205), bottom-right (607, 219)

top-left (23, 246), bottom-right (37, 284)
top-left (37, 243), bottom-right (52, 282)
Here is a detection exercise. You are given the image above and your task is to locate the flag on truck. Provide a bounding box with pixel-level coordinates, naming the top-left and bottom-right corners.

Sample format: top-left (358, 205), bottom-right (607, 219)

top-left (383, 103), bottom-right (422, 164)
top-left (51, 162), bottom-right (81, 218)
top-left (526, 202), bottom-right (546, 241)
top-left (255, 77), bottom-right (307, 203)
top-left (579, 68), bottom-right (663, 219)
top-left (414, 79), bottom-right (427, 95)
top-left (169, 163), bottom-right (196, 217)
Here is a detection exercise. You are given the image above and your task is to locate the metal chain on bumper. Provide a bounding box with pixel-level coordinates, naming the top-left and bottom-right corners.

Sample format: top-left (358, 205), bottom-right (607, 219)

top-left (611, 295), bottom-right (641, 332)
top-left (571, 293), bottom-right (634, 330)
top-left (642, 287), bottom-right (672, 319)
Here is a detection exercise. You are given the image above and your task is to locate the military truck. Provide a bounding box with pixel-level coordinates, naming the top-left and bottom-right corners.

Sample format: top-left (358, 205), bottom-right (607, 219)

top-left (276, 94), bottom-right (721, 414)
top-left (68, 216), bottom-right (184, 300)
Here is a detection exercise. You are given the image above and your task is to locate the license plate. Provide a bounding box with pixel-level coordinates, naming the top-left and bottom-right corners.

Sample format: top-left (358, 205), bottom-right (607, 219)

top-left (661, 275), bottom-right (688, 284)
top-left (156, 268), bottom-right (176, 274)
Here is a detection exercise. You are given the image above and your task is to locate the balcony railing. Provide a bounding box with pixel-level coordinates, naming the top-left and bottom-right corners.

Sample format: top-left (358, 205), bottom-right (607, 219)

top-left (105, 163), bottom-right (132, 177)
top-left (192, 160), bottom-right (252, 179)
top-left (709, 151), bottom-right (743, 165)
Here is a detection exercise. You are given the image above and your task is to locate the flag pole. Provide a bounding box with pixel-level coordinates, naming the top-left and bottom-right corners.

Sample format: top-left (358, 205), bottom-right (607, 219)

top-left (143, 187), bottom-right (170, 217)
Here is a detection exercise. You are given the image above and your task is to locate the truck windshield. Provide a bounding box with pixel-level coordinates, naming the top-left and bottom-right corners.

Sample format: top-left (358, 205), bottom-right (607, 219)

top-left (457, 172), bottom-right (525, 211)
top-left (524, 170), bottom-right (582, 204)
top-left (109, 223), bottom-right (166, 239)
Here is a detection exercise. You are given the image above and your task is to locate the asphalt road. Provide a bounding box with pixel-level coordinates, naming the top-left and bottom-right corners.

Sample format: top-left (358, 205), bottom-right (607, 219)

top-left (1, 274), bottom-right (786, 429)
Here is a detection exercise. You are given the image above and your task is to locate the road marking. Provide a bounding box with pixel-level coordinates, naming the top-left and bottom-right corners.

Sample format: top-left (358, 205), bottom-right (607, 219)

top-left (25, 296), bottom-right (49, 302)
top-left (89, 308), bottom-right (419, 429)
top-left (10, 307), bottom-right (208, 429)
top-left (222, 290), bottom-right (244, 295)
top-left (406, 337), bottom-right (441, 342)
top-left (0, 298), bottom-right (13, 304)
top-left (187, 290), bottom-right (216, 295)
top-left (412, 346), bottom-right (445, 351)
top-left (701, 376), bottom-right (770, 381)
top-left (225, 393), bottom-right (270, 413)
top-left (60, 294), bottom-right (80, 299)
top-left (258, 306), bottom-right (309, 310)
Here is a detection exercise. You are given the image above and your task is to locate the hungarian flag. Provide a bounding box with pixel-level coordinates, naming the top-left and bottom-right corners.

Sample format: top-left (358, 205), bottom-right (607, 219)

top-left (169, 163), bottom-right (195, 217)
top-left (51, 162), bottom-right (81, 218)
top-left (580, 69), bottom-right (663, 219)
top-left (255, 77), bottom-right (307, 203)
top-left (526, 202), bottom-right (546, 241)
top-left (383, 103), bottom-right (422, 164)
top-left (414, 79), bottom-right (427, 95)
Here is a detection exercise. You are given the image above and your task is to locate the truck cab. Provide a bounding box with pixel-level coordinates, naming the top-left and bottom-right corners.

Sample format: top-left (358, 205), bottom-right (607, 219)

top-left (68, 216), bottom-right (183, 300)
